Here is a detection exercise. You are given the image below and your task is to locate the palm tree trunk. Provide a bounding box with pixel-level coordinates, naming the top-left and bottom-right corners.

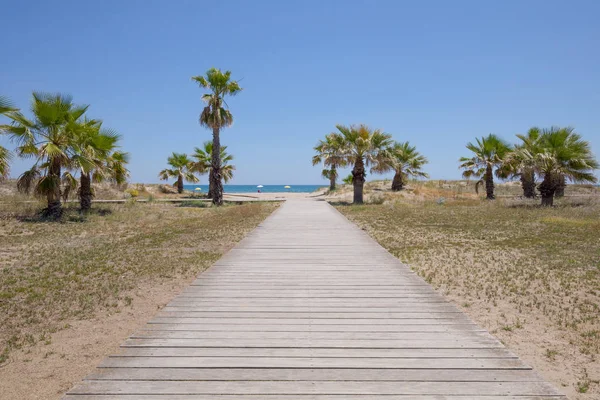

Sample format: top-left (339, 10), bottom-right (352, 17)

top-left (521, 168), bottom-right (536, 198)
top-left (554, 174), bottom-right (566, 198)
top-left (329, 166), bottom-right (336, 191)
top-left (46, 159), bottom-right (62, 217)
top-left (484, 165), bottom-right (495, 200)
top-left (207, 178), bottom-right (213, 199)
top-left (177, 175), bottom-right (184, 194)
top-left (79, 172), bottom-right (93, 211)
top-left (210, 126), bottom-right (223, 206)
top-left (352, 157), bottom-right (365, 204)
top-left (538, 173), bottom-right (555, 206)
top-left (391, 169), bottom-right (404, 191)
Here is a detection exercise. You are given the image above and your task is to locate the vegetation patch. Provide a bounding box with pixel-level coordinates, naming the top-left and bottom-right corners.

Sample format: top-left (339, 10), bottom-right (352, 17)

top-left (0, 201), bottom-right (278, 364)
top-left (335, 192), bottom-right (599, 396)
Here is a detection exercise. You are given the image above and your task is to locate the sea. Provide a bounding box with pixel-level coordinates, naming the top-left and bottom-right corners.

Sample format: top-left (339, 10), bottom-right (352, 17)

top-left (182, 184), bottom-right (326, 193)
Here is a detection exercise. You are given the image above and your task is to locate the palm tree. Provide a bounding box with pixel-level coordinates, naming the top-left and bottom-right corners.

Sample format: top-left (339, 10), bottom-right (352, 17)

top-left (387, 141), bottom-right (429, 191)
top-left (0, 93), bottom-right (91, 217)
top-left (0, 96), bottom-right (18, 180)
top-left (312, 133), bottom-right (347, 191)
top-left (191, 68), bottom-right (242, 206)
top-left (105, 150), bottom-right (130, 188)
top-left (459, 134), bottom-right (512, 200)
top-left (70, 119), bottom-right (126, 211)
top-left (518, 127), bottom-right (598, 206)
top-left (191, 141), bottom-right (235, 198)
top-left (336, 124), bottom-right (393, 204)
top-left (159, 152), bottom-right (198, 194)
top-left (511, 127), bottom-right (543, 198)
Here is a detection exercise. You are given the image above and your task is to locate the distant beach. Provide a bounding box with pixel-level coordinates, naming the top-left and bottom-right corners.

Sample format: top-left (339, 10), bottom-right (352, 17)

top-left (183, 184), bottom-right (325, 193)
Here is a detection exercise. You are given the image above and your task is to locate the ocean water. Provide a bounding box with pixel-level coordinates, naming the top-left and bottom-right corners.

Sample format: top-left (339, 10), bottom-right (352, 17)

top-left (183, 184), bottom-right (325, 193)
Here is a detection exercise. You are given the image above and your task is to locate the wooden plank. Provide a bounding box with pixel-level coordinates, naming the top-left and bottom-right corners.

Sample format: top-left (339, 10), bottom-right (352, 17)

top-left (87, 368), bottom-right (540, 381)
top-left (64, 395), bottom-right (566, 400)
top-left (148, 317), bottom-right (471, 325)
top-left (114, 347), bottom-right (517, 358)
top-left (99, 356), bottom-right (527, 369)
top-left (130, 331), bottom-right (492, 340)
top-left (122, 338), bottom-right (503, 349)
top-left (142, 323), bottom-right (482, 332)
top-left (157, 311), bottom-right (465, 318)
top-left (67, 380), bottom-right (562, 395)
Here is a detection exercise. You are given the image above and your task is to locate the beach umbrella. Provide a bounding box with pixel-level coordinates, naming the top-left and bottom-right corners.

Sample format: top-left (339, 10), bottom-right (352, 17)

top-left (284, 185), bottom-right (291, 189)
top-left (257, 185), bottom-right (264, 188)
top-left (194, 187), bottom-right (202, 191)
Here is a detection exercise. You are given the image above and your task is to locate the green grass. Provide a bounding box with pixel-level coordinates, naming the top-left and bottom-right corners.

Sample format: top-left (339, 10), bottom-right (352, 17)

top-left (0, 200), bottom-right (278, 363)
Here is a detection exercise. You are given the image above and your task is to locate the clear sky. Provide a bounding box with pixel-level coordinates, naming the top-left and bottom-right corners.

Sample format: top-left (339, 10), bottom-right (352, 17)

top-left (2, 0), bottom-right (599, 184)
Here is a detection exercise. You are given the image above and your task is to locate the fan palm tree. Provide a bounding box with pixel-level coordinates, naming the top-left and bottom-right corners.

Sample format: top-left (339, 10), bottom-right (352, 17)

top-left (500, 128), bottom-right (543, 199)
top-left (159, 152), bottom-right (198, 194)
top-left (0, 93), bottom-right (91, 217)
top-left (0, 96), bottom-right (18, 180)
top-left (191, 68), bottom-right (242, 206)
top-left (106, 150), bottom-right (130, 188)
top-left (191, 141), bottom-right (235, 198)
top-left (517, 127), bottom-right (598, 206)
top-left (513, 127), bottom-right (543, 198)
top-left (69, 119), bottom-right (126, 210)
top-left (387, 141), bottom-right (429, 191)
top-left (459, 134), bottom-right (512, 200)
top-left (312, 133), bottom-right (347, 191)
top-left (336, 124), bottom-right (393, 204)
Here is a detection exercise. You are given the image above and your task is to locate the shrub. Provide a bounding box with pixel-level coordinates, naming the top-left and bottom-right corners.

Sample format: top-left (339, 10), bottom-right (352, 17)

top-left (125, 188), bottom-right (139, 198)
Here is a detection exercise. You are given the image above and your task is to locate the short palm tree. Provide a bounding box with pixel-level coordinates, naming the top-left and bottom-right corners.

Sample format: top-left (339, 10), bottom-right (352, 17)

top-left (105, 150), bottom-right (130, 188)
top-left (336, 124), bottom-right (393, 204)
top-left (191, 141), bottom-right (235, 198)
top-left (387, 141), bottom-right (429, 191)
top-left (191, 68), bottom-right (242, 206)
top-left (1, 93), bottom-right (91, 216)
top-left (511, 127), bottom-right (543, 198)
top-left (518, 127), bottom-right (598, 206)
top-left (312, 133), bottom-right (347, 191)
top-left (459, 134), bottom-right (512, 200)
top-left (159, 152), bottom-right (198, 194)
top-left (70, 119), bottom-right (125, 210)
top-left (0, 96), bottom-right (18, 180)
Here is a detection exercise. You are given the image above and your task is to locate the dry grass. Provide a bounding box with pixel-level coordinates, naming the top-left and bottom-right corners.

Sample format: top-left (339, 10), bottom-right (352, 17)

top-left (0, 199), bottom-right (278, 364)
top-left (334, 183), bottom-right (600, 399)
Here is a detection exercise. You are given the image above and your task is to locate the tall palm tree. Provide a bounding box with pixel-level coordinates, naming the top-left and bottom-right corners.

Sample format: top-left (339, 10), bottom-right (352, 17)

top-left (387, 141), bottom-right (429, 191)
top-left (0, 96), bottom-right (18, 180)
top-left (0, 93), bottom-right (91, 217)
top-left (518, 127), bottom-right (598, 206)
top-left (336, 124), bottom-right (393, 204)
top-left (312, 133), bottom-right (347, 191)
top-left (191, 68), bottom-right (242, 206)
top-left (459, 134), bottom-right (512, 200)
top-left (191, 141), bottom-right (235, 198)
top-left (159, 152), bottom-right (198, 194)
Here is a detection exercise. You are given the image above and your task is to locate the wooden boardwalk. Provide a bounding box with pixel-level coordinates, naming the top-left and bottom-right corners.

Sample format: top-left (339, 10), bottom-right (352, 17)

top-left (65, 199), bottom-right (564, 399)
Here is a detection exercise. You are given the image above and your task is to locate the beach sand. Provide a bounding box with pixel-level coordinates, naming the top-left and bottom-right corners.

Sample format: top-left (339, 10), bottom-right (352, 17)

top-left (224, 191), bottom-right (326, 201)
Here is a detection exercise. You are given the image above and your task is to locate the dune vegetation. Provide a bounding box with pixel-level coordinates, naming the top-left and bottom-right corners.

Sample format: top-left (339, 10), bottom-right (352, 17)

top-left (332, 180), bottom-right (599, 398)
top-left (0, 196), bottom-right (278, 365)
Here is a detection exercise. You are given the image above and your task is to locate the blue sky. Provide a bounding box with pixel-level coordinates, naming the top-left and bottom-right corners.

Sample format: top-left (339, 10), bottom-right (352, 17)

top-left (2, 0), bottom-right (599, 184)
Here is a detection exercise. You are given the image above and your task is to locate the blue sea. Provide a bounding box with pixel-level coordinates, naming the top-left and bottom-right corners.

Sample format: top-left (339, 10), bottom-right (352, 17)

top-left (183, 184), bottom-right (326, 193)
